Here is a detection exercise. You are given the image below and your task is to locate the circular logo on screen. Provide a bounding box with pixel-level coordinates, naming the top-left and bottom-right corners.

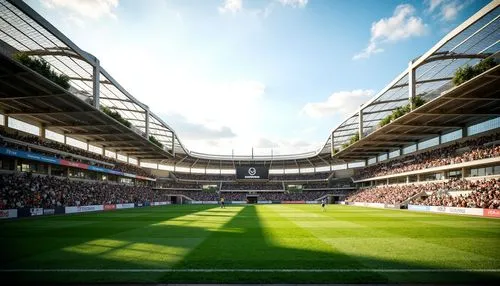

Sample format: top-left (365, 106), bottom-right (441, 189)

top-left (248, 167), bottom-right (257, 176)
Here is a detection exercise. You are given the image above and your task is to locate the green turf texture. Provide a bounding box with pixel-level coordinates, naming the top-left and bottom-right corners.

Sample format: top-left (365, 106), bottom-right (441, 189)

top-left (1, 204), bottom-right (499, 284)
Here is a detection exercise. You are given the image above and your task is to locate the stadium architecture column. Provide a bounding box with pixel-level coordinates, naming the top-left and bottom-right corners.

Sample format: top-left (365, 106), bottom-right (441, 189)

top-left (92, 59), bottom-right (100, 108)
top-left (171, 132), bottom-right (176, 156)
top-left (330, 131), bottom-right (335, 157)
top-left (358, 105), bottom-right (364, 139)
top-left (39, 123), bottom-right (46, 139)
top-left (145, 108), bottom-right (150, 138)
top-left (408, 60), bottom-right (416, 109)
top-left (462, 125), bottom-right (468, 138)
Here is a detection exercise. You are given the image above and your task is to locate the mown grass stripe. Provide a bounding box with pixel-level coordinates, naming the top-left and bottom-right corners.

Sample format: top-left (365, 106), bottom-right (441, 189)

top-left (2, 268), bottom-right (500, 273)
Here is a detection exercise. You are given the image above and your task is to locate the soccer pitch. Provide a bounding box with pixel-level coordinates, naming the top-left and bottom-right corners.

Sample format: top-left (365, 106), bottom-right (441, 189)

top-left (1, 204), bottom-right (499, 284)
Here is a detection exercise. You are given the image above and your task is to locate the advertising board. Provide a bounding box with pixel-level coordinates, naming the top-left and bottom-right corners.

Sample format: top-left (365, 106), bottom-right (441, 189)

top-left (0, 209), bottom-right (17, 219)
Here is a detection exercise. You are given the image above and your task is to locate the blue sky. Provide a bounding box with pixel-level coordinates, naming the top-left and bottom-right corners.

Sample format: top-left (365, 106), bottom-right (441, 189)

top-left (26, 0), bottom-right (489, 155)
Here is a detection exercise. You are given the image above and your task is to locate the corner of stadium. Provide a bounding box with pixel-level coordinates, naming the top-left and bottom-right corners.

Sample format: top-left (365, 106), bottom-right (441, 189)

top-left (0, 0), bottom-right (499, 285)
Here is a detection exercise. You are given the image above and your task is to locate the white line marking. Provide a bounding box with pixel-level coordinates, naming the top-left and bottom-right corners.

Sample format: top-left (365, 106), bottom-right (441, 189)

top-left (1, 269), bottom-right (499, 273)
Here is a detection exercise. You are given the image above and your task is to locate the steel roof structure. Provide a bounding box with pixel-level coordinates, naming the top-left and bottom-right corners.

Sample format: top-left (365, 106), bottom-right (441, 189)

top-left (331, 0), bottom-right (500, 158)
top-left (0, 0), bottom-right (498, 172)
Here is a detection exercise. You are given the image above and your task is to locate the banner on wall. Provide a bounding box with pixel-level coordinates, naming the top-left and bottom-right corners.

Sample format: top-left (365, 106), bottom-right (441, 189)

top-left (0, 147), bottom-right (155, 181)
top-left (0, 209), bottom-right (17, 219)
top-left (483, 209), bottom-right (500, 218)
top-left (104, 204), bottom-right (116, 211)
top-left (65, 205), bottom-right (104, 214)
top-left (408, 205), bottom-right (484, 216)
top-left (352, 202), bottom-right (385, 208)
top-left (116, 203), bottom-right (135, 209)
top-left (29, 208), bottom-right (43, 216)
top-left (230, 201), bottom-right (247, 204)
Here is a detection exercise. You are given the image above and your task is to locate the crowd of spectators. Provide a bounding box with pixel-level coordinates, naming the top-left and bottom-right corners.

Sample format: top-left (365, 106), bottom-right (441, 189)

top-left (170, 172), bottom-right (332, 182)
top-left (0, 173), bottom-right (167, 209)
top-left (354, 133), bottom-right (500, 180)
top-left (156, 182), bottom-right (203, 190)
top-left (347, 184), bottom-right (425, 204)
top-left (269, 173), bottom-right (330, 181)
top-left (410, 178), bottom-right (500, 209)
top-left (0, 129), bottom-right (153, 178)
top-left (347, 178), bottom-right (500, 208)
top-left (164, 189), bottom-right (219, 201)
top-left (166, 190), bottom-right (350, 202)
top-left (171, 173), bottom-right (235, 181)
top-left (0, 171), bottom-right (355, 209)
top-left (221, 182), bottom-right (284, 191)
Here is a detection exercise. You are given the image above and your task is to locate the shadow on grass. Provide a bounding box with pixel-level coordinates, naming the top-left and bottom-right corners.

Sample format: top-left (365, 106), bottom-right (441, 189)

top-left (0, 205), bottom-right (498, 284)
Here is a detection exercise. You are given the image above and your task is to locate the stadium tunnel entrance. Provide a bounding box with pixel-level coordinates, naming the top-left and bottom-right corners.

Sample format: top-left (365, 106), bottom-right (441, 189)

top-left (246, 195), bottom-right (258, 204)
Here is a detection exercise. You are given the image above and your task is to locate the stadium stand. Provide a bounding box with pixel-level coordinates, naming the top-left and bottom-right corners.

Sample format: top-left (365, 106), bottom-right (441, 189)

top-left (171, 172), bottom-right (235, 181)
top-left (0, 128), bottom-right (153, 178)
top-left (221, 182), bottom-right (284, 191)
top-left (0, 172), bottom-right (165, 209)
top-left (354, 132), bottom-right (500, 180)
top-left (347, 178), bottom-right (500, 208)
top-left (410, 178), bottom-right (500, 208)
top-left (269, 172), bottom-right (330, 181)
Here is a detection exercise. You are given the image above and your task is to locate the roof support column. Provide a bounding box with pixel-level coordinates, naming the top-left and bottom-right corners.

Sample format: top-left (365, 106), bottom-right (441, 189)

top-left (102, 146), bottom-right (106, 157)
top-left (358, 106), bottom-right (364, 139)
top-left (145, 108), bottom-right (150, 138)
top-left (462, 126), bottom-right (468, 138)
top-left (93, 60), bottom-right (100, 108)
top-left (408, 61), bottom-right (416, 110)
top-left (39, 123), bottom-right (46, 139)
top-left (330, 131), bottom-right (335, 157)
top-left (171, 133), bottom-right (176, 156)
top-left (4, 115), bottom-right (8, 129)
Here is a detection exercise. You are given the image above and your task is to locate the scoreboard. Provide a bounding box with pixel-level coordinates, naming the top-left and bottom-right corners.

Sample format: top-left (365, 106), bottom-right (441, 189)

top-left (236, 166), bottom-right (269, 180)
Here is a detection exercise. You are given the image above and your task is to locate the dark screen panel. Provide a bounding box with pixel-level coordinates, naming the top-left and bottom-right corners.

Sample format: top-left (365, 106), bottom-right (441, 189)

top-left (236, 166), bottom-right (269, 179)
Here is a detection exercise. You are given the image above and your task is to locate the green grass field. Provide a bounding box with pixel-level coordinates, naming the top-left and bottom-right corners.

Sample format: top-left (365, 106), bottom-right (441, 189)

top-left (1, 204), bottom-right (499, 284)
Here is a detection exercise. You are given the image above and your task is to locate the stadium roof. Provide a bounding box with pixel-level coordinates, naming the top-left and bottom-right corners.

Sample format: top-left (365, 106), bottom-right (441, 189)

top-left (331, 0), bottom-right (500, 155)
top-left (0, 0), bottom-right (498, 171)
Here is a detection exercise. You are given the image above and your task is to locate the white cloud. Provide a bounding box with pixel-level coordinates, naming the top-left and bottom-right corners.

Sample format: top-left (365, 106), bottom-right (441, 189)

top-left (41, 0), bottom-right (118, 20)
top-left (353, 4), bottom-right (427, 60)
top-left (301, 89), bottom-right (375, 118)
top-left (277, 0), bottom-right (308, 8)
top-left (426, 0), bottom-right (467, 21)
top-left (218, 0), bottom-right (243, 14)
top-left (352, 42), bottom-right (384, 60)
top-left (161, 113), bottom-right (236, 140)
top-left (427, 0), bottom-right (446, 12)
top-left (441, 1), bottom-right (465, 21)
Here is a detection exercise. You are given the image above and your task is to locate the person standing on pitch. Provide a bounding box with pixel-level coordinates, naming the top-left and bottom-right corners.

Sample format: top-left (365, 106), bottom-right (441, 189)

top-left (321, 198), bottom-right (326, 212)
top-left (220, 197), bottom-right (225, 208)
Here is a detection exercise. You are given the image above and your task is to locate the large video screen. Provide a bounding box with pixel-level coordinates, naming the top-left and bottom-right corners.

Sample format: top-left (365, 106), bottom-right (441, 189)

top-left (236, 166), bottom-right (269, 180)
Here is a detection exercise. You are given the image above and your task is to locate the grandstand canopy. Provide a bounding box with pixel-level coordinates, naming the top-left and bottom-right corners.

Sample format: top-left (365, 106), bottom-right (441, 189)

top-left (331, 1), bottom-right (499, 161)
